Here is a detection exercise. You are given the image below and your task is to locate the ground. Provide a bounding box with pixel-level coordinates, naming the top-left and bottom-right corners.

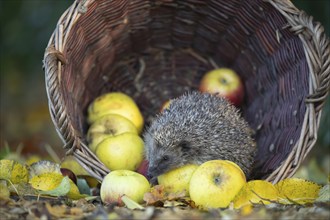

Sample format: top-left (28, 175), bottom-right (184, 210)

top-left (1, 196), bottom-right (329, 220)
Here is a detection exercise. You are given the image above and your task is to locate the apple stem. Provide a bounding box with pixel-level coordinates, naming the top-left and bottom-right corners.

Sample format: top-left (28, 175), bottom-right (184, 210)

top-left (214, 177), bottom-right (222, 185)
top-left (219, 78), bottom-right (228, 85)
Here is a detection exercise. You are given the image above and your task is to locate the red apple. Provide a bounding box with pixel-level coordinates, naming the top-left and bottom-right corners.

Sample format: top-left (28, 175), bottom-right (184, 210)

top-left (199, 68), bottom-right (244, 106)
top-left (136, 160), bottom-right (149, 178)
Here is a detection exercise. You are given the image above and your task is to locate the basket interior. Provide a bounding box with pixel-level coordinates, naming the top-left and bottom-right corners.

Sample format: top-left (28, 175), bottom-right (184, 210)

top-left (60, 0), bottom-right (309, 179)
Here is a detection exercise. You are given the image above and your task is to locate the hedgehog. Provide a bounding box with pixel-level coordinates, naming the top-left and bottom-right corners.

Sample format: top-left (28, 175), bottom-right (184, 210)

top-left (143, 91), bottom-right (256, 182)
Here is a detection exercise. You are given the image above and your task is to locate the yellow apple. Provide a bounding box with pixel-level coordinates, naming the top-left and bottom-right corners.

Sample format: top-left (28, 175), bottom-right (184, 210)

top-left (199, 68), bottom-right (244, 106)
top-left (95, 133), bottom-right (144, 171)
top-left (61, 155), bottom-right (90, 176)
top-left (157, 164), bottom-right (198, 196)
top-left (100, 170), bottom-right (150, 205)
top-left (87, 92), bottom-right (144, 133)
top-left (189, 160), bottom-right (246, 209)
top-left (87, 114), bottom-right (138, 152)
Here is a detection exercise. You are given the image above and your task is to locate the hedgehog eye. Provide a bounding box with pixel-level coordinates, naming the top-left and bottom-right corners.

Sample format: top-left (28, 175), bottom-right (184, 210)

top-left (162, 155), bottom-right (169, 161)
top-left (179, 140), bottom-right (190, 152)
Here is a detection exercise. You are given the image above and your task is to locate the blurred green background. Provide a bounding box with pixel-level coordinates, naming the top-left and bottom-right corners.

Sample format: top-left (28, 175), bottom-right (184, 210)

top-left (0, 0), bottom-right (329, 180)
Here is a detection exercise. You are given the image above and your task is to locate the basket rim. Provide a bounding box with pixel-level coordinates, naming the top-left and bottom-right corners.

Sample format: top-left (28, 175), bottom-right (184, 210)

top-left (43, 0), bottom-right (330, 183)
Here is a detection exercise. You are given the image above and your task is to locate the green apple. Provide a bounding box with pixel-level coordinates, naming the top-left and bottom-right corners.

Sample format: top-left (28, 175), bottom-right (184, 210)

top-left (87, 92), bottom-right (144, 133)
top-left (157, 164), bottom-right (198, 196)
top-left (87, 114), bottom-right (138, 152)
top-left (189, 160), bottom-right (246, 209)
top-left (100, 170), bottom-right (150, 205)
top-left (95, 133), bottom-right (144, 171)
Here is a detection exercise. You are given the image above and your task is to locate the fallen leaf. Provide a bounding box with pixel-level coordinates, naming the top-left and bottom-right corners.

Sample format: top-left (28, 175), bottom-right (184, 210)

top-left (233, 180), bottom-right (279, 209)
top-left (0, 180), bottom-right (10, 199)
top-left (8, 182), bottom-right (39, 196)
top-left (29, 172), bottom-right (85, 200)
top-left (143, 185), bottom-right (166, 205)
top-left (143, 184), bottom-right (190, 207)
top-left (121, 195), bottom-right (144, 210)
top-left (76, 178), bottom-right (91, 195)
top-left (163, 200), bottom-right (186, 207)
top-left (0, 159), bottom-right (29, 183)
top-left (39, 176), bottom-right (71, 197)
top-left (45, 203), bottom-right (84, 218)
top-left (275, 178), bottom-right (321, 205)
top-left (29, 160), bottom-right (61, 178)
top-left (315, 184), bottom-right (330, 202)
top-left (167, 190), bottom-right (186, 201)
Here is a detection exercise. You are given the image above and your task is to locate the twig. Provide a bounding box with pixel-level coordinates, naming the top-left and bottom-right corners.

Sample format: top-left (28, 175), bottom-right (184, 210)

top-left (45, 144), bottom-right (61, 164)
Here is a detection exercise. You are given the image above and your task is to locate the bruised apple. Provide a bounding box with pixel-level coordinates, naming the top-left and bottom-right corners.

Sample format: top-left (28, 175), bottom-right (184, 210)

top-left (100, 170), bottom-right (150, 205)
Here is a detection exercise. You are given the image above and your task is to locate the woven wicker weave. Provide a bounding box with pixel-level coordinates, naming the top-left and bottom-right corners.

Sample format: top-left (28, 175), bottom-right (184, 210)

top-left (43, 0), bottom-right (330, 183)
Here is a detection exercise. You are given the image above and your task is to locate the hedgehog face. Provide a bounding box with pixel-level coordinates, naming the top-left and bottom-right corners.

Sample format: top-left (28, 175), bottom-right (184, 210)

top-left (144, 127), bottom-right (191, 182)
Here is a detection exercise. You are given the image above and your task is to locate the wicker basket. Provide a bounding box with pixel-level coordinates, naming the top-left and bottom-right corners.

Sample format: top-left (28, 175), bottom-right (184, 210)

top-left (43, 0), bottom-right (329, 183)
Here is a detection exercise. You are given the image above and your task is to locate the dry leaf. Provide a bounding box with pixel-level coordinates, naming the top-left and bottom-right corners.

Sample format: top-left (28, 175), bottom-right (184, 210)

top-left (143, 184), bottom-right (190, 207)
top-left (233, 180), bottom-right (279, 209)
top-left (315, 184), bottom-right (330, 202)
top-left (275, 178), bottom-right (321, 205)
top-left (0, 180), bottom-right (10, 199)
top-left (121, 195), bottom-right (144, 210)
top-left (143, 185), bottom-right (166, 205)
top-left (163, 200), bottom-right (186, 207)
top-left (167, 190), bottom-right (186, 201)
top-left (29, 160), bottom-right (61, 178)
top-left (29, 172), bottom-right (84, 200)
top-left (8, 182), bottom-right (39, 196)
top-left (40, 176), bottom-right (71, 197)
top-left (0, 159), bottom-right (29, 184)
top-left (45, 203), bottom-right (84, 218)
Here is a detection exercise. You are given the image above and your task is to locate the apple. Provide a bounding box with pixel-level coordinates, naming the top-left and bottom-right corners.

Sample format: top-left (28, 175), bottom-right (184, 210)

top-left (60, 168), bottom-right (77, 184)
top-left (199, 68), bottom-right (244, 106)
top-left (136, 160), bottom-right (149, 178)
top-left (160, 100), bottom-right (172, 112)
top-left (87, 114), bottom-right (138, 152)
top-left (61, 155), bottom-right (90, 176)
top-left (189, 160), bottom-right (246, 209)
top-left (100, 170), bottom-right (150, 205)
top-left (87, 92), bottom-right (144, 133)
top-left (157, 164), bottom-right (198, 196)
top-left (95, 133), bottom-right (144, 171)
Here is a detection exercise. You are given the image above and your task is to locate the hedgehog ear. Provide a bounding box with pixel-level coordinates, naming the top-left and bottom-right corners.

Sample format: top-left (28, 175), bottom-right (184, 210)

top-left (179, 140), bottom-right (190, 153)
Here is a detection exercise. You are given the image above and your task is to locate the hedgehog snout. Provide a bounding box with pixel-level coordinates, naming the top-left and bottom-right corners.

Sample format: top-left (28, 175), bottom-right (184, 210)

top-left (147, 165), bottom-right (160, 184)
